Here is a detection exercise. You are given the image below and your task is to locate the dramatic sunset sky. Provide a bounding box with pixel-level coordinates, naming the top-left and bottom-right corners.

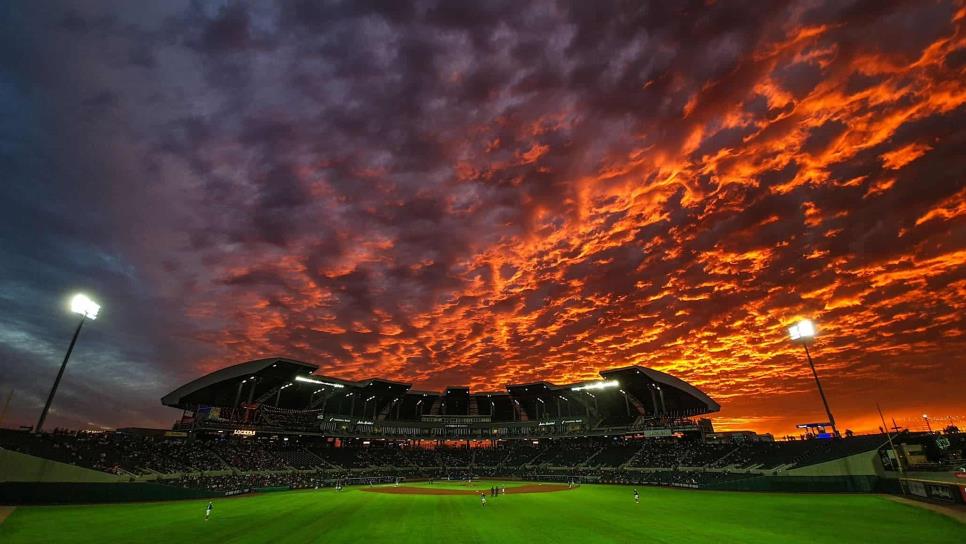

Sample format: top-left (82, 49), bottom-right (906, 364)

top-left (1, 1), bottom-right (964, 436)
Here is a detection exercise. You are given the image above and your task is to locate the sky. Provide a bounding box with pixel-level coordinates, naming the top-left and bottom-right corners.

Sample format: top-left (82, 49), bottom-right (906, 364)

top-left (0, 1), bottom-right (963, 437)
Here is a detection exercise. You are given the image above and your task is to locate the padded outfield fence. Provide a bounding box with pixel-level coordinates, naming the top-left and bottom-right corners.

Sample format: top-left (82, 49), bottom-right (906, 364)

top-left (338, 476), bottom-right (406, 487)
top-left (526, 474), bottom-right (594, 484)
top-left (0, 482), bottom-right (223, 505)
top-left (900, 477), bottom-right (966, 505)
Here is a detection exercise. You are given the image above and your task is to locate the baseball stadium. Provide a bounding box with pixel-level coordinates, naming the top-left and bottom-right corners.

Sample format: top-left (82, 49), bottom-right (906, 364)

top-left (1, 358), bottom-right (963, 542)
top-left (4, 1), bottom-right (966, 542)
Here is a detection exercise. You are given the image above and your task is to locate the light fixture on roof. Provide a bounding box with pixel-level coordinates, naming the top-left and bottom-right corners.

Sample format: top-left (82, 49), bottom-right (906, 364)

top-left (295, 376), bottom-right (344, 388)
top-left (571, 380), bottom-right (619, 391)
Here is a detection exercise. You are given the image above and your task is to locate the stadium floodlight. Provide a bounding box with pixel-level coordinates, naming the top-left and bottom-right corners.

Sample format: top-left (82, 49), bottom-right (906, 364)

top-left (70, 294), bottom-right (101, 320)
top-left (36, 293), bottom-right (102, 433)
top-left (571, 380), bottom-right (619, 391)
top-left (788, 318), bottom-right (838, 437)
top-left (294, 376), bottom-right (345, 388)
top-left (788, 319), bottom-right (816, 342)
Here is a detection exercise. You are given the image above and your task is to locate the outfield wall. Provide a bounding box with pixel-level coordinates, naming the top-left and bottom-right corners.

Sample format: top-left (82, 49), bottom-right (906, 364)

top-left (0, 448), bottom-right (122, 483)
top-left (782, 449), bottom-right (879, 477)
top-left (0, 482), bottom-right (222, 505)
top-left (702, 474), bottom-right (895, 493)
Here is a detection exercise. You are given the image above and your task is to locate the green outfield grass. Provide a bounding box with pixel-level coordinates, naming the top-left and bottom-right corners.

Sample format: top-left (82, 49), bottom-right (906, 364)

top-left (0, 482), bottom-right (962, 544)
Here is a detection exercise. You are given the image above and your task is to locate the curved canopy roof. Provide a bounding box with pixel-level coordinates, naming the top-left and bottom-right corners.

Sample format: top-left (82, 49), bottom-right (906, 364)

top-left (161, 357), bottom-right (318, 409)
top-left (161, 358), bottom-right (720, 417)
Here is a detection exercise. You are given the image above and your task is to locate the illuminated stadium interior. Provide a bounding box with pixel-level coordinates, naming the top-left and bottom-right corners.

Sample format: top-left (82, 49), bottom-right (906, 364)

top-left (161, 358), bottom-right (720, 439)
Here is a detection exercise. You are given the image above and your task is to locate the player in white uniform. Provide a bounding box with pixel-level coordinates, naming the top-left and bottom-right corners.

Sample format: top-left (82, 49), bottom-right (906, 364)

top-left (480, 492), bottom-right (487, 507)
top-left (633, 489), bottom-right (640, 504)
top-left (205, 501), bottom-right (214, 520)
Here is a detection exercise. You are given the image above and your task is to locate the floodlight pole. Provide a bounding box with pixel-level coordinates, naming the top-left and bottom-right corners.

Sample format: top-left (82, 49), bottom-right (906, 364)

top-left (802, 343), bottom-right (838, 437)
top-left (36, 315), bottom-right (86, 433)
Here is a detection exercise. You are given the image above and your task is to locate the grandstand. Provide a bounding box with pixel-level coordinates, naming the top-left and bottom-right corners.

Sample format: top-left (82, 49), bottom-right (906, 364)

top-left (160, 358), bottom-right (720, 441)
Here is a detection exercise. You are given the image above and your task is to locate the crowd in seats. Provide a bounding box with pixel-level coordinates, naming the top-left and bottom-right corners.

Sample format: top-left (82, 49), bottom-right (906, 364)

top-left (0, 429), bottom-right (225, 474)
top-left (1, 428), bottom-right (901, 492)
top-left (273, 447), bottom-right (324, 469)
top-left (626, 440), bottom-right (691, 469)
top-left (473, 447), bottom-right (510, 466)
top-left (396, 447), bottom-right (438, 467)
top-left (535, 441), bottom-right (600, 466)
top-left (309, 446), bottom-right (365, 468)
top-left (500, 444), bottom-right (544, 466)
top-left (205, 441), bottom-right (287, 471)
top-left (356, 447), bottom-right (422, 468)
top-left (435, 448), bottom-right (471, 467)
top-left (589, 444), bottom-right (640, 467)
top-left (172, 471), bottom-right (330, 493)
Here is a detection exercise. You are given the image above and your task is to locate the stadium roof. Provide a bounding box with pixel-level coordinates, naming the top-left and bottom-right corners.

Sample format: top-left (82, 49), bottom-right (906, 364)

top-left (161, 357), bottom-right (317, 408)
top-left (161, 357), bottom-right (720, 418)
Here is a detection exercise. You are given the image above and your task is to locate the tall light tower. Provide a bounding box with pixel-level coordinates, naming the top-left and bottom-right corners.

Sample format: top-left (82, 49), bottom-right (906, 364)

top-left (788, 319), bottom-right (838, 438)
top-left (36, 294), bottom-right (101, 433)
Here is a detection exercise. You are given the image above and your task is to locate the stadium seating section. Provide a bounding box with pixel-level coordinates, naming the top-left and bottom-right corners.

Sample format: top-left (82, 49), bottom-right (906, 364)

top-left (0, 429), bottom-right (902, 494)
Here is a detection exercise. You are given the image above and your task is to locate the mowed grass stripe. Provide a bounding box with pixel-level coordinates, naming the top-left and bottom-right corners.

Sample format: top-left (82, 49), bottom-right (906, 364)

top-left (0, 484), bottom-right (962, 543)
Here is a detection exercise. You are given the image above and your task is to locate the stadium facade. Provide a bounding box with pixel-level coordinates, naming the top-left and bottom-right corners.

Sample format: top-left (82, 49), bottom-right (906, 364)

top-left (162, 358), bottom-right (720, 440)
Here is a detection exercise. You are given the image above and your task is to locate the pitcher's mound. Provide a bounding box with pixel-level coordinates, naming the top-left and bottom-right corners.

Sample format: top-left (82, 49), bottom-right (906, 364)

top-left (362, 484), bottom-right (571, 496)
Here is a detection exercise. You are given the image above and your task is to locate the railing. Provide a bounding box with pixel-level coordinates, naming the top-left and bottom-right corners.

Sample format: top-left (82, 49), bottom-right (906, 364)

top-left (175, 407), bottom-right (708, 441)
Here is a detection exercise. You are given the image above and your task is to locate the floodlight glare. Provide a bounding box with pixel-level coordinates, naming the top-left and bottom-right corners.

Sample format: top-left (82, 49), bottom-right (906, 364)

top-left (36, 292), bottom-right (101, 433)
top-left (571, 380), bottom-right (619, 391)
top-left (788, 317), bottom-right (838, 437)
top-left (294, 376), bottom-right (344, 388)
top-left (70, 294), bottom-right (100, 320)
top-left (788, 319), bottom-right (815, 342)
